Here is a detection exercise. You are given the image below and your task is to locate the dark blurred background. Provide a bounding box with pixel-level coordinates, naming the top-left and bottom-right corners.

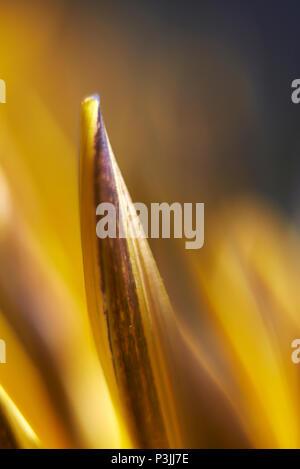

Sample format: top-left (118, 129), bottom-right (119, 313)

top-left (38, 0), bottom-right (300, 213)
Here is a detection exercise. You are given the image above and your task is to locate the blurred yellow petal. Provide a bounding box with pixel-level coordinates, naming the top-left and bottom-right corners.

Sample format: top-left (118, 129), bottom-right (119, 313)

top-left (0, 165), bottom-right (122, 448)
top-left (0, 386), bottom-right (40, 449)
top-left (188, 198), bottom-right (300, 448)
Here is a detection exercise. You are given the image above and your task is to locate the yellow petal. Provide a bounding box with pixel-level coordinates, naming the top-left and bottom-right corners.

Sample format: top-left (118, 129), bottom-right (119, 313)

top-left (0, 386), bottom-right (40, 449)
top-left (80, 95), bottom-right (249, 449)
top-left (189, 199), bottom-right (300, 448)
top-left (80, 95), bottom-right (183, 448)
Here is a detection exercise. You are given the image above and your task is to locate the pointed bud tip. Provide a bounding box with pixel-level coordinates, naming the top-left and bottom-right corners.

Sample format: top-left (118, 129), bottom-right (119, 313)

top-left (82, 93), bottom-right (100, 105)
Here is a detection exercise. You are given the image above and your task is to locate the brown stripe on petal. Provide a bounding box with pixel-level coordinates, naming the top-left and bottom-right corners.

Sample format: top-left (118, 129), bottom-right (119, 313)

top-left (93, 106), bottom-right (168, 448)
